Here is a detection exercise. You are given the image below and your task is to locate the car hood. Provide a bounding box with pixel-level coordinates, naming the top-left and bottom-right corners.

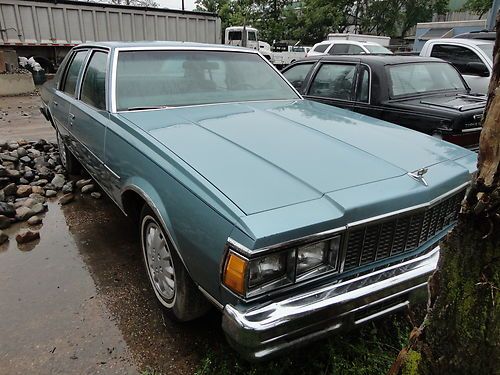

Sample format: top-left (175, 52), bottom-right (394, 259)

top-left (388, 92), bottom-right (486, 113)
top-left (118, 100), bottom-right (471, 215)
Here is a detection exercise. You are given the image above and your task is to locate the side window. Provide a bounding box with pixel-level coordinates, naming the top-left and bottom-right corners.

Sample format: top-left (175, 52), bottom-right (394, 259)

top-left (356, 66), bottom-right (370, 103)
top-left (308, 63), bottom-right (356, 101)
top-left (314, 44), bottom-right (329, 53)
top-left (80, 51), bottom-right (108, 110)
top-left (329, 44), bottom-right (350, 55)
top-left (282, 63), bottom-right (315, 91)
top-left (348, 45), bottom-right (364, 55)
top-left (430, 44), bottom-right (486, 76)
top-left (248, 31), bottom-right (257, 41)
top-left (62, 50), bottom-right (88, 96)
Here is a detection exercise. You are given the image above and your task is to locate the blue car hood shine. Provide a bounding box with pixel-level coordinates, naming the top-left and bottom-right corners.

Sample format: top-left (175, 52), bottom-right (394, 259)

top-left (118, 100), bottom-right (471, 215)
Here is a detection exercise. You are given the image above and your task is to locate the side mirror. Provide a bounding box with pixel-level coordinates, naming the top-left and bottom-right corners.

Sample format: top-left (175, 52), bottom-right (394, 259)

top-left (465, 62), bottom-right (490, 77)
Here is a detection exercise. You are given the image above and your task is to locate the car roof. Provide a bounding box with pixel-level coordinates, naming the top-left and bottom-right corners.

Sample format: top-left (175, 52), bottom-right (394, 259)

top-left (426, 38), bottom-right (493, 46)
top-left (74, 41), bottom-right (254, 52)
top-left (293, 54), bottom-right (446, 66)
top-left (314, 40), bottom-right (381, 47)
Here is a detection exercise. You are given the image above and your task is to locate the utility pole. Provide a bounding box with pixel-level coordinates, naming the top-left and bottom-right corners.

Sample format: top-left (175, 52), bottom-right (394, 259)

top-left (181, 0), bottom-right (185, 11)
top-left (488, 0), bottom-right (500, 30)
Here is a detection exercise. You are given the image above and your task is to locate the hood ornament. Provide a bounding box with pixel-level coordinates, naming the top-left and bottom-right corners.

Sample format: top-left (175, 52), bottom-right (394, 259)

top-left (408, 168), bottom-right (429, 187)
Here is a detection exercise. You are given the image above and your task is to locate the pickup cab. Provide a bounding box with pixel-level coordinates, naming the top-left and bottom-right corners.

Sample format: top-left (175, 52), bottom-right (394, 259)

top-left (419, 38), bottom-right (493, 94)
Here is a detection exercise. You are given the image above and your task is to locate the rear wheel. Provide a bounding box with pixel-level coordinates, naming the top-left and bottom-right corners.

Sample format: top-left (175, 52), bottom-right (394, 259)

top-left (140, 205), bottom-right (211, 321)
top-left (56, 130), bottom-right (80, 175)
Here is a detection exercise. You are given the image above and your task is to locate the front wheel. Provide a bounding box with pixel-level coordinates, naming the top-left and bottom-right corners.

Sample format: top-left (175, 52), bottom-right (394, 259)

top-left (140, 205), bottom-right (211, 321)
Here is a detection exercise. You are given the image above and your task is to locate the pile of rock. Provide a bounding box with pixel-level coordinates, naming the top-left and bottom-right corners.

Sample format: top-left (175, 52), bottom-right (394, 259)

top-left (0, 139), bottom-right (101, 245)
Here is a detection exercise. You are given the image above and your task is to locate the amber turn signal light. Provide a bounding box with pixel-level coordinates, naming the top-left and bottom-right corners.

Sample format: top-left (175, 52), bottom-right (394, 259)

top-left (223, 252), bottom-right (247, 295)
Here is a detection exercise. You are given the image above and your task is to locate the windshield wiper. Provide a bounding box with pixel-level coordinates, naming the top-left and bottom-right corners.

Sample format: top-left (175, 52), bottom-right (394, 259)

top-left (126, 105), bottom-right (171, 111)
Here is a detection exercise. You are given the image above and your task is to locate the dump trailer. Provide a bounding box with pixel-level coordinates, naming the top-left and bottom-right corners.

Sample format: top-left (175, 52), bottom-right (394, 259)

top-left (0, 0), bottom-right (221, 71)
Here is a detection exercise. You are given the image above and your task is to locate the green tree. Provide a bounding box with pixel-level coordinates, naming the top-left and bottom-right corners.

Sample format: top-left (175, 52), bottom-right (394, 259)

top-left (462, 0), bottom-right (493, 18)
top-left (389, 13), bottom-right (500, 375)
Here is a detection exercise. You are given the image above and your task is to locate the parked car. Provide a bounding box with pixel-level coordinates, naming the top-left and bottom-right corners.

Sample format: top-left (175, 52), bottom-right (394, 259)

top-left (40, 42), bottom-right (476, 361)
top-left (308, 40), bottom-right (393, 56)
top-left (282, 55), bottom-right (485, 150)
top-left (419, 38), bottom-right (493, 94)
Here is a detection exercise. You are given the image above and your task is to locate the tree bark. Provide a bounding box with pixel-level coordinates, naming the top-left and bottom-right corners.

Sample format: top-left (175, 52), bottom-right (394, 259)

top-left (389, 13), bottom-right (500, 375)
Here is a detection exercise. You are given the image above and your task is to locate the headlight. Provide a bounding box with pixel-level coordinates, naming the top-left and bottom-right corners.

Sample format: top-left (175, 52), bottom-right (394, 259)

top-left (249, 252), bottom-right (287, 287)
top-left (296, 236), bottom-right (341, 279)
top-left (223, 235), bottom-right (343, 297)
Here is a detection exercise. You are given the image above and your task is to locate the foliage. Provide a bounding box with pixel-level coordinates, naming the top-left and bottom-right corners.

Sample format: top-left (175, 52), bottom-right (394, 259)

top-left (462, 0), bottom-right (492, 18)
top-left (193, 314), bottom-right (414, 375)
top-left (196, 0), bottom-right (448, 45)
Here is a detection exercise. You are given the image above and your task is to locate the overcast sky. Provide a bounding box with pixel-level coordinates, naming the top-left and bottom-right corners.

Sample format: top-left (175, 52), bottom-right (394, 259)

top-left (156, 0), bottom-right (197, 11)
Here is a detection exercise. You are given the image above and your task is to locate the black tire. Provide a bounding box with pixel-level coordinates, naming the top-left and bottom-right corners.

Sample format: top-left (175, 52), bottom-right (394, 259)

top-left (140, 205), bottom-right (211, 321)
top-left (56, 130), bottom-right (80, 175)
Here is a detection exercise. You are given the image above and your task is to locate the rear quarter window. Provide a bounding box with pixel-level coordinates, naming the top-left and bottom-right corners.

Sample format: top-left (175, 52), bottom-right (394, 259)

top-left (61, 50), bottom-right (88, 97)
top-left (313, 44), bottom-right (329, 53)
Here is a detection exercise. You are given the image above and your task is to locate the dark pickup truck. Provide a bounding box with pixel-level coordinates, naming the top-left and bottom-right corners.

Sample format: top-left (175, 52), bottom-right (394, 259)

top-left (282, 55), bottom-right (485, 150)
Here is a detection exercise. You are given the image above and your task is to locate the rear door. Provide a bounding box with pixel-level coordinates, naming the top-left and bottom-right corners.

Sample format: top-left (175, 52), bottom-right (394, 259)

top-left (303, 62), bottom-right (357, 110)
top-left (70, 49), bottom-right (111, 185)
top-left (51, 49), bottom-right (89, 155)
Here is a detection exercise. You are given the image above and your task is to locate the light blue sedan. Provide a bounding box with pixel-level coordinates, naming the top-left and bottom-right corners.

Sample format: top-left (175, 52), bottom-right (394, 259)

top-left (40, 42), bottom-right (477, 360)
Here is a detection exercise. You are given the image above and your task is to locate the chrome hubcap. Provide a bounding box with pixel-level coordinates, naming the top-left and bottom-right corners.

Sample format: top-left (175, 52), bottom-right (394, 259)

top-left (144, 221), bottom-right (175, 300)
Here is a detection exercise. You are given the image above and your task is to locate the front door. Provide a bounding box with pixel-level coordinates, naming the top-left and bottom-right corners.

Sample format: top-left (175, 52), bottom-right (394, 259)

top-left (304, 62), bottom-right (357, 111)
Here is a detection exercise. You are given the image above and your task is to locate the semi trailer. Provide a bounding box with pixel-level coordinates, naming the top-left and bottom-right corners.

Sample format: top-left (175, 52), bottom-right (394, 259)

top-left (0, 0), bottom-right (221, 72)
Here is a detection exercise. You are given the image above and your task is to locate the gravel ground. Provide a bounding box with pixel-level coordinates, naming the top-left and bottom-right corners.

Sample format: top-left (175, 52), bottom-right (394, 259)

top-left (0, 94), bottom-right (55, 142)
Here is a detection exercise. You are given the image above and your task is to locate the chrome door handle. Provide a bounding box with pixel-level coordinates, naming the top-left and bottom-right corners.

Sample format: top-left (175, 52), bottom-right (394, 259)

top-left (53, 101), bottom-right (58, 106)
top-left (69, 113), bottom-right (75, 120)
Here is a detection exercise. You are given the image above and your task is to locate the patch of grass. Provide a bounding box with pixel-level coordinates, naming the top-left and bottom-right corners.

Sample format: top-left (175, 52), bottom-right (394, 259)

top-left (194, 313), bottom-right (413, 375)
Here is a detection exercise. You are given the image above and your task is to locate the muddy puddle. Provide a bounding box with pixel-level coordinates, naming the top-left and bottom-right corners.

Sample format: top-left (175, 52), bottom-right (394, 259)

top-left (0, 195), bottom-right (224, 375)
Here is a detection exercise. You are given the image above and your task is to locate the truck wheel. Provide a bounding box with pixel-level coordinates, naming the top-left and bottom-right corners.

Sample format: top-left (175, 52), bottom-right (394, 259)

top-left (140, 205), bottom-right (211, 321)
top-left (56, 131), bottom-right (80, 175)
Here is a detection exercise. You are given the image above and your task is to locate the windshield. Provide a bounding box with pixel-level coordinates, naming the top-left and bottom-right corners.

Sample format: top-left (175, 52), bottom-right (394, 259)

top-left (364, 45), bottom-right (393, 54)
top-left (115, 50), bottom-right (299, 110)
top-left (478, 43), bottom-right (493, 60)
top-left (388, 62), bottom-right (466, 97)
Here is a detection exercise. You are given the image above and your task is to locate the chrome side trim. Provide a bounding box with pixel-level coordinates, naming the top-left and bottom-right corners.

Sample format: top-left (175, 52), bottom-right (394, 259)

top-left (227, 182), bottom-right (469, 256)
top-left (103, 163), bottom-right (121, 180)
top-left (117, 99), bottom-right (303, 113)
top-left (198, 286), bottom-right (224, 311)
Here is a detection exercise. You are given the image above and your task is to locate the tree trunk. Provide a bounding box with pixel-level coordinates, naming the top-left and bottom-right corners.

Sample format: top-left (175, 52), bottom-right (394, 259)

top-left (389, 13), bottom-right (500, 375)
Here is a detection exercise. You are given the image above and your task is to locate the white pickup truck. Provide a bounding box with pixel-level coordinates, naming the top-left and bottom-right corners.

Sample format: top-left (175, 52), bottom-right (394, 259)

top-left (419, 38), bottom-right (493, 94)
top-left (271, 45), bottom-right (311, 68)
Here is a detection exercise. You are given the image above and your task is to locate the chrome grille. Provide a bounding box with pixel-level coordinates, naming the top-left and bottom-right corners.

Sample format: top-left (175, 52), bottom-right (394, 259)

top-left (343, 190), bottom-right (464, 272)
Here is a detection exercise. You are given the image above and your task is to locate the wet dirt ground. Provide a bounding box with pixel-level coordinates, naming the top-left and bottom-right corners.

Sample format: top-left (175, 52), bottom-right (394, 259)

top-left (0, 191), bottom-right (225, 375)
top-left (0, 95), bottom-right (226, 375)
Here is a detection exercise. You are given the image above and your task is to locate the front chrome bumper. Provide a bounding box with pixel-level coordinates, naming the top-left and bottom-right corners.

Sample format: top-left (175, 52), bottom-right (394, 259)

top-left (222, 246), bottom-right (439, 361)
